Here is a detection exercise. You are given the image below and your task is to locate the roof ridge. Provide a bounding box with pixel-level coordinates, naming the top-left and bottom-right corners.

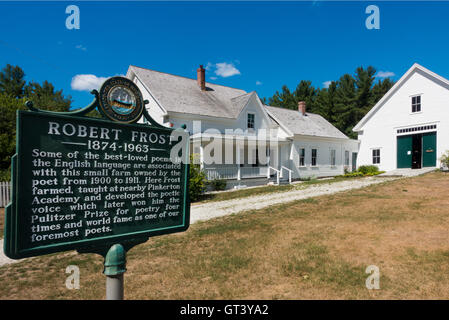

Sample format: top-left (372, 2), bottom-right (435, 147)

top-left (231, 91), bottom-right (255, 100)
top-left (129, 65), bottom-right (247, 92)
top-left (265, 104), bottom-right (318, 116)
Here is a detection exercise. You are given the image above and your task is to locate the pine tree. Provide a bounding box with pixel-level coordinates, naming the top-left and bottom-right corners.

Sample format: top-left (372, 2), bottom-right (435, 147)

top-left (25, 80), bottom-right (71, 112)
top-left (334, 74), bottom-right (357, 138)
top-left (315, 81), bottom-right (337, 123)
top-left (0, 64), bottom-right (73, 179)
top-left (264, 66), bottom-right (395, 139)
top-left (268, 85), bottom-right (296, 110)
top-left (0, 64), bottom-right (27, 99)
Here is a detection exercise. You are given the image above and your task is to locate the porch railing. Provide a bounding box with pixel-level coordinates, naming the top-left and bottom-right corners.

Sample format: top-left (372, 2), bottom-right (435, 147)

top-left (281, 166), bottom-right (293, 184)
top-left (240, 167), bottom-right (268, 179)
top-left (268, 167), bottom-right (280, 185)
top-left (204, 167), bottom-right (239, 180)
top-left (204, 166), bottom-right (269, 180)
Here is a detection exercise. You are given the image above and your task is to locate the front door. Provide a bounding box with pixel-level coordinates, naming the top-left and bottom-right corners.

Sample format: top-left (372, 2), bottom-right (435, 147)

top-left (397, 135), bottom-right (412, 168)
top-left (422, 132), bottom-right (437, 167)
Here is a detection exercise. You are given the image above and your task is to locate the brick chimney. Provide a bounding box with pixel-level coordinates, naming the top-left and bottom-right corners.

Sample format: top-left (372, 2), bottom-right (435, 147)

top-left (197, 65), bottom-right (206, 91)
top-left (298, 101), bottom-right (306, 115)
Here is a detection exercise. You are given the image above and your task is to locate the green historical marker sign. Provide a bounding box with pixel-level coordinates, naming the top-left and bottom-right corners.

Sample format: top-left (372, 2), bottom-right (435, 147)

top-left (4, 77), bottom-right (190, 260)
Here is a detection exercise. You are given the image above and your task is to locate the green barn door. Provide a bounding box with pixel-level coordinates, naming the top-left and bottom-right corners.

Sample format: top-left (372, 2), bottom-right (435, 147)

top-left (397, 135), bottom-right (412, 168)
top-left (422, 132), bottom-right (437, 167)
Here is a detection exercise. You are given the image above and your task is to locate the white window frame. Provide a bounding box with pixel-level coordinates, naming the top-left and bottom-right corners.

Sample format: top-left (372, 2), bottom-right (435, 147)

top-left (298, 147), bottom-right (306, 167)
top-left (345, 150), bottom-right (350, 166)
top-left (247, 113), bottom-right (255, 129)
top-left (330, 149), bottom-right (336, 167)
top-left (372, 148), bottom-right (381, 165)
top-left (311, 148), bottom-right (318, 167)
top-left (411, 94), bottom-right (422, 114)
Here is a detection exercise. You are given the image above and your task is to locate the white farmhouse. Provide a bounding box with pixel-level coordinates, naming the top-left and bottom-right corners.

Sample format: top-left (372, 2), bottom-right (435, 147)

top-left (127, 65), bottom-right (358, 188)
top-left (353, 63), bottom-right (449, 171)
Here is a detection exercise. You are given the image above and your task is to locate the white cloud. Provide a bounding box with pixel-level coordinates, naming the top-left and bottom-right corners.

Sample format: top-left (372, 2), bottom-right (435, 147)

top-left (323, 81), bottom-right (332, 88)
top-left (256, 80), bottom-right (263, 86)
top-left (376, 71), bottom-right (395, 78)
top-left (204, 61), bottom-right (241, 78)
top-left (75, 44), bottom-right (87, 51)
top-left (71, 74), bottom-right (109, 91)
top-left (215, 62), bottom-right (240, 77)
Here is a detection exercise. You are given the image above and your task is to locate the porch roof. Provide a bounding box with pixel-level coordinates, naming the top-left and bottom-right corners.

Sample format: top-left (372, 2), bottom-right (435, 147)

top-left (265, 105), bottom-right (349, 140)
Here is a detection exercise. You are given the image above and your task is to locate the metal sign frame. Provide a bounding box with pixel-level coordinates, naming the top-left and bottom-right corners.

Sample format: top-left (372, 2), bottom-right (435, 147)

top-left (3, 85), bottom-right (191, 260)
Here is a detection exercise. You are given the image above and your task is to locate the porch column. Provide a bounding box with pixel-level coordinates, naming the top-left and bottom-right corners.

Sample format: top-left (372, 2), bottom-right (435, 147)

top-left (236, 145), bottom-right (241, 180)
top-left (199, 144), bottom-right (204, 170)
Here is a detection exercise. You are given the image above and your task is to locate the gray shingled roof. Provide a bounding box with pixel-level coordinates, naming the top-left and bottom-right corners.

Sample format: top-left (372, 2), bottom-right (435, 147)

top-left (128, 65), bottom-right (248, 119)
top-left (128, 65), bottom-right (347, 139)
top-left (265, 105), bottom-right (349, 139)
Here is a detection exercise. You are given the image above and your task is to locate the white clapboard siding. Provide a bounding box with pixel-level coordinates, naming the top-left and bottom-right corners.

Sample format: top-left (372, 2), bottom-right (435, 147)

top-left (0, 181), bottom-right (11, 208)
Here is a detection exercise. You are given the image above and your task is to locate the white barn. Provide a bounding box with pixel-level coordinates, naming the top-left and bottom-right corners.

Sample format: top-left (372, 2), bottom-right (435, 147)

top-left (126, 65), bottom-right (359, 188)
top-left (353, 63), bottom-right (449, 171)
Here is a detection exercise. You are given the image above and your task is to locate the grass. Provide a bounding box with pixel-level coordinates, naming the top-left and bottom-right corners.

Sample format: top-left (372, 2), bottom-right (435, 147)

top-left (1, 171), bottom-right (449, 299)
top-left (195, 175), bottom-right (365, 204)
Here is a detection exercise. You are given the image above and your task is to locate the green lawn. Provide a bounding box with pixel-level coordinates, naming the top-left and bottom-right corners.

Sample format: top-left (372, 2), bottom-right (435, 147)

top-left (1, 172), bottom-right (449, 299)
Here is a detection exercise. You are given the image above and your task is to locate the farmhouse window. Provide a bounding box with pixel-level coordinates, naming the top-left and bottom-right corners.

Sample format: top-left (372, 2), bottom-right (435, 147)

top-left (299, 148), bottom-right (305, 166)
top-left (330, 149), bottom-right (336, 166)
top-left (311, 149), bottom-right (317, 166)
top-left (247, 113), bottom-right (255, 129)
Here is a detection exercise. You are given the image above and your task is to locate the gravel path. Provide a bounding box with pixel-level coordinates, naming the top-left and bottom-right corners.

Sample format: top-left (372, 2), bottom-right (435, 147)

top-left (0, 176), bottom-right (397, 267)
top-left (190, 176), bottom-right (397, 224)
top-left (0, 239), bottom-right (17, 266)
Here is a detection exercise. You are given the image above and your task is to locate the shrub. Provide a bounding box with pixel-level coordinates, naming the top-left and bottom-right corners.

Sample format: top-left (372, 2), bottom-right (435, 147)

top-left (439, 150), bottom-right (449, 168)
top-left (0, 168), bottom-right (11, 181)
top-left (358, 165), bottom-right (379, 175)
top-left (189, 154), bottom-right (206, 202)
top-left (343, 171), bottom-right (364, 178)
top-left (210, 178), bottom-right (227, 191)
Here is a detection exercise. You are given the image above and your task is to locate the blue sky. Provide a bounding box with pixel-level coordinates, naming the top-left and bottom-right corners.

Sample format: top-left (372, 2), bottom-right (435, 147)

top-left (1, 1), bottom-right (449, 108)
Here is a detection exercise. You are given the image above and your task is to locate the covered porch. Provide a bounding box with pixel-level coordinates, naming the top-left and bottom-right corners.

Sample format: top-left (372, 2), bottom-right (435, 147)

top-left (191, 133), bottom-right (292, 185)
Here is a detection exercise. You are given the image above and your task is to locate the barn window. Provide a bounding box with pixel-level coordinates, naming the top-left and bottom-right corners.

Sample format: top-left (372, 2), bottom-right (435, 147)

top-left (372, 149), bottom-right (380, 164)
top-left (411, 95), bottom-right (421, 113)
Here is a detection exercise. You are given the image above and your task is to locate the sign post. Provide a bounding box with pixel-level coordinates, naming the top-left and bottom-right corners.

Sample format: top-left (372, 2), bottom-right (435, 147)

top-left (104, 244), bottom-right (126, 300)
top-left (3, 77), bottom-right (191, 299)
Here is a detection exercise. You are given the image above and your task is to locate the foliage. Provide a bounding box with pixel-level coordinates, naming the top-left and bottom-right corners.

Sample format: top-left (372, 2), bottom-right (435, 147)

top-left (189, 153), bottom-right (206, 202)
top-left (0, 168), bottom-right (11, 181)
top-left (0, 64), bottom-right (26, 99)
top-left (341, 171), bottom-right (365, 178)
top-left (209, 178), bottom-right (227, 191)
top-left (25, 80), bottom-right (71, 112)
top-left (0, 93), bottom-right (27, 171)
top-left (0, 65), bottom-right (72, 173)
top-left (357, 165), bottom-right (380, 175)
top-left (439, 150), bottom-right (449, 168)
top-left (339, 165), bottom-right (384, 178)
top-left (266, 66), bottom-right (395, 139)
